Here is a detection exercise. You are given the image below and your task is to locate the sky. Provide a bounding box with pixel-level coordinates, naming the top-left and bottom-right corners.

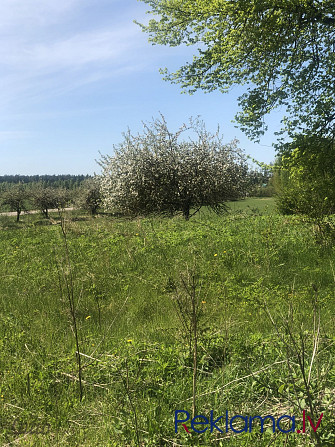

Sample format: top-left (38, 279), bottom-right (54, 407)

top-left (0, 0), bottom-right (281, 175)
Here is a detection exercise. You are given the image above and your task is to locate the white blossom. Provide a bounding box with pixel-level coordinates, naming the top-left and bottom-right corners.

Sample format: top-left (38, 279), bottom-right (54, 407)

top-left (98, 116), bottom-right (249, 219)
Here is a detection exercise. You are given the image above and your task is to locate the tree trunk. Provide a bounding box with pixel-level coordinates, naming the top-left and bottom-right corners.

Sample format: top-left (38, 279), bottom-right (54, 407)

top-left (182, 204), bottom-right (190, 220)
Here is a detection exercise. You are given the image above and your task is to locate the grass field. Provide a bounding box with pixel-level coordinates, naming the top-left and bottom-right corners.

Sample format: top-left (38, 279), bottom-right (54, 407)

top-left (1, 198), bottom-right (334, 446)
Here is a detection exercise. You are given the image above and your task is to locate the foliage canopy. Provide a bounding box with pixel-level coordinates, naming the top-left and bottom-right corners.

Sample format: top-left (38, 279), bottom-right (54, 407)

top-left (1, 183), bottom-right (28, 222)
top-left (138, 0), bottom-right (335, 142)
top-left (99, 116), bottom-right (248, 219)
top-left (75, 178), bottom-right (102, 216)
top-left (276, 135), bottom-right (335, 217)
top-left (31, 184), bottom-right (72, 218)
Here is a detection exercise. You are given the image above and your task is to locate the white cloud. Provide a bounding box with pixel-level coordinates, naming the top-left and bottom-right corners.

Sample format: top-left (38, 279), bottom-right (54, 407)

top-left (0, 1), bottom-right (151, 110)
top-left (0, 25), bottom-right (142, 72)
top-left (0, 130), bottom-right (32, 142)
top-left (0, 1), bottom-right (188, 115)
top-left (0, 0), bottom-right (80, 31)
top-left (27, 27), bottom-right (141, 70)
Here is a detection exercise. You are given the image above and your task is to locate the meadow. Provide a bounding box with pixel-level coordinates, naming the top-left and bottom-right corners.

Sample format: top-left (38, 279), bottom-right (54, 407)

top-left (1, 198), bottom-right (334, 446)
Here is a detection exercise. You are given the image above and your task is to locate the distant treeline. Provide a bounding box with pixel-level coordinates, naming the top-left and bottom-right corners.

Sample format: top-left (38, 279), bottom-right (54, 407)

top-left (0, 175), bottom-right (91, 189)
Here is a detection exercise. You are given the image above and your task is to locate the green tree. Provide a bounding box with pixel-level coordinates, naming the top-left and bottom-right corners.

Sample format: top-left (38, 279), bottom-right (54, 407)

top-left (138, 1), bottom-right (335, 142)
top-left (31, 184), bottom-right (72, 218)
top-left (247, 165), bottom-right (275, 197)
top-left (75, 178), bottom-right (102, 216)
top-left (276, 135), bottom-right (335, 217)
top-left (1, 183), bottom-right (28, 222)
top-left (99, 116), bottom-right (249, 219)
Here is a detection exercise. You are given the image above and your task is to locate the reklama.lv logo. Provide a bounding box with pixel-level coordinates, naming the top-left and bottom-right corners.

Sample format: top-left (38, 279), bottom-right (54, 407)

top-left (175, 410), bottom-right (323, 435)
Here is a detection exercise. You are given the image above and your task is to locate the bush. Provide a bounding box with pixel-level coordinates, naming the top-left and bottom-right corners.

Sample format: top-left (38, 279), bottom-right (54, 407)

top-left (99, 116), bottom-right (249, 219)
top-left (75, 177), bottom-right (102, 216)
top-left (276, 136), bottom-right (335, 218)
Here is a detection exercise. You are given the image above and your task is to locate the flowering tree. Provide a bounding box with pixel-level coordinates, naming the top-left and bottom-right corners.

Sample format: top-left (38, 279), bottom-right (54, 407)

top-left (99, 117), bottom-right (249, 219)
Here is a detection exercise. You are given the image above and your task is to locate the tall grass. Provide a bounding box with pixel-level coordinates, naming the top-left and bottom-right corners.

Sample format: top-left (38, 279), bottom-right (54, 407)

top-left (0, 199), bottom-right (334, 446)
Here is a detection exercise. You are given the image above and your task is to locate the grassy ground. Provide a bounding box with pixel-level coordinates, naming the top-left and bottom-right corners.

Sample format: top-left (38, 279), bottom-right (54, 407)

top-left (226, 197), bottom-right (277, 214)
top-left (1, 198), bottom-right (334, 446)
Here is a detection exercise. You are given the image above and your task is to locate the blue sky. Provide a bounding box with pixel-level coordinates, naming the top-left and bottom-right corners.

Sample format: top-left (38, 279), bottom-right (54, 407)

top-left (1, 0), bottom-right (280, 175)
